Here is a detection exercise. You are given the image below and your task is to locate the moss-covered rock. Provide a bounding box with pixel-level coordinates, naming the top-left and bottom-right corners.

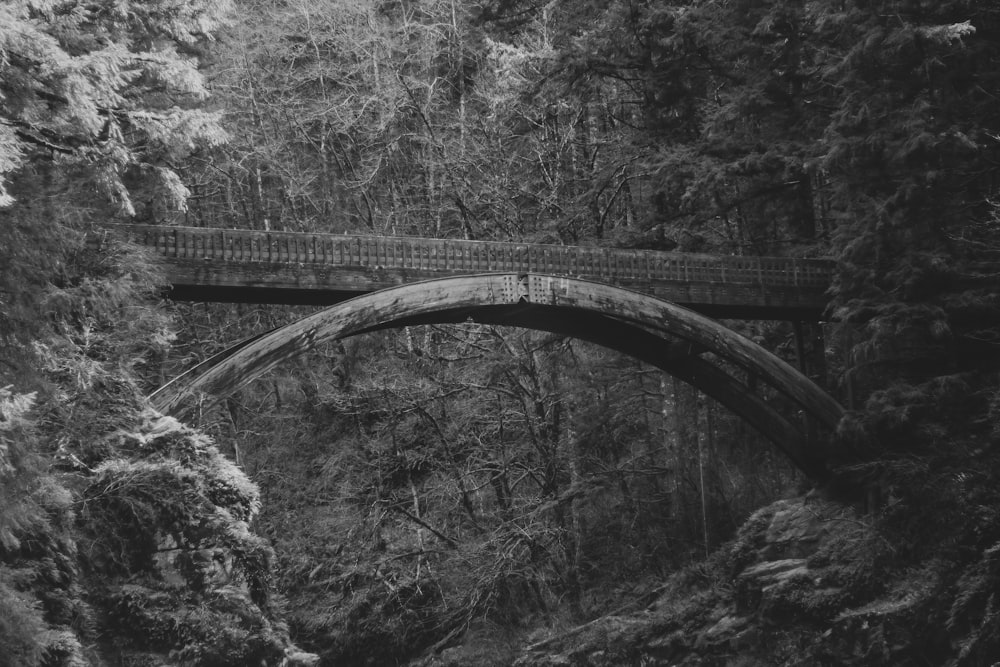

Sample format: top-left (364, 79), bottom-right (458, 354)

top-left (76, 411), bottom-right (317, 666)
top-left (510, 495), bottom-right (912, 666)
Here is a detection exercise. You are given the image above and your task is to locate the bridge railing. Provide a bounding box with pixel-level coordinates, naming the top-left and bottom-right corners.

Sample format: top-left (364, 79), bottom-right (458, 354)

top-left (99, 225), bottom-right (834, 288)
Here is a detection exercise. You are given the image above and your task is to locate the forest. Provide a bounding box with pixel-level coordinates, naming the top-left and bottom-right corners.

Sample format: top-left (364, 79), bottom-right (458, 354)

top-left (2, 0), bottom-right (1000, 665)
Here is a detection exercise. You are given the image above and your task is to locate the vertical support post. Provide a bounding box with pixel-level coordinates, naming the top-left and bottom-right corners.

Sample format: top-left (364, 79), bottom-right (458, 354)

top-left (794, 320), bottom-right (827, 465)
top-left (793, 320), bottom-right (828, 388)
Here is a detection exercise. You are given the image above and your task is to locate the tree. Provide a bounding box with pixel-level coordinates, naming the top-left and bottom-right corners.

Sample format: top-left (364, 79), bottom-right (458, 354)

top-left (0, 0), bottom-right (231, 377)
top-left (0, 2), bottom-right (323, 663)
top-left (0, 1), bottom-right (229, 218)
top-left (163, 2), bottom-right (819, 660)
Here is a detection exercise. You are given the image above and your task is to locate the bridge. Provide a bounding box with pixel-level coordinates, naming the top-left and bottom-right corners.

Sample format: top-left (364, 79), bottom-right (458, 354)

top-left (92, 225), bottom-right (845, 480)
top-left (91, 225), bottom-right (834, 320)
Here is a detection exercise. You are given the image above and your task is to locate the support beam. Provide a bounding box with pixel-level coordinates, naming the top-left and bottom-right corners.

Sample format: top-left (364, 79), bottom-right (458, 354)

top-left (150, 274), bottom-right (845, 478)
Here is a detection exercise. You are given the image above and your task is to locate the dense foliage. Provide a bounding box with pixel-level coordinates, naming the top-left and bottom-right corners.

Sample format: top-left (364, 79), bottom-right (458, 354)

top-left (185, 322), bottom-right (798, 664)
top-left (178, 1), bottom-right (1000, 663)
top-left (0, 2), bottom-right (310, 664)
top-left (4, 0), bottom-right (1000, 664)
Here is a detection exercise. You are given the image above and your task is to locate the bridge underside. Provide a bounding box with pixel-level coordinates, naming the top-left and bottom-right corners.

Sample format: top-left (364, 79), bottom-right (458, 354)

top-left (159, 259), bottom-right (827, 320)
top-left (151, 274), bottom-right (845, 480)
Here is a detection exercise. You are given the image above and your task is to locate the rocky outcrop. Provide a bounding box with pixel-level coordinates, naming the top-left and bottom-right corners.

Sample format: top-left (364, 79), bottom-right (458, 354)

top-left (511, 495), bottom-right (939, 666)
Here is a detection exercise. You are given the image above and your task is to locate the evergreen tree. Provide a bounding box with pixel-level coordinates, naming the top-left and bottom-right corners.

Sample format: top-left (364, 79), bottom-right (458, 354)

top-left (0, 2), bottom-right (319, 664)
top-left (0, 0), bottom-right (230, 214)
top-left (0, 0), bottom-right (231, 374)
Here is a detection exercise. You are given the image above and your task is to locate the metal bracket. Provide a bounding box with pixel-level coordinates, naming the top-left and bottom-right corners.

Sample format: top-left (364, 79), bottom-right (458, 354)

top-left (528, 275), bottom-right (570, 305)
top-left (517, 274), bottom-right (530, 303)
top-left (498, 274), bottom-right (520, 303)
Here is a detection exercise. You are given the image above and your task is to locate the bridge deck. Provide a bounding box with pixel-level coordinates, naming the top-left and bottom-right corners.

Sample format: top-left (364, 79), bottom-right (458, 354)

top-left (92, 225), bottom-right (834, 319)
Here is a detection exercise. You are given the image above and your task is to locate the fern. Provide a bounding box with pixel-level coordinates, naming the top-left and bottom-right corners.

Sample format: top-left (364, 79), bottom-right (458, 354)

top-left (947, 541), bottom-right (1000, 664)
top-left (0, 567), bottom-right (47, 667)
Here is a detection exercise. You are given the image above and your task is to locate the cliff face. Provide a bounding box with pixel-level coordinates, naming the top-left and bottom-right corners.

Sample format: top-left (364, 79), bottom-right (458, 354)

top-left (507, 496), bottom-right (962, 667)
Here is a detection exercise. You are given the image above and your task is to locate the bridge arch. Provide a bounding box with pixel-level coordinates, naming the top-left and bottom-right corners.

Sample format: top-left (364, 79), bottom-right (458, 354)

top-left (150, 274), bottom-right (844, 479)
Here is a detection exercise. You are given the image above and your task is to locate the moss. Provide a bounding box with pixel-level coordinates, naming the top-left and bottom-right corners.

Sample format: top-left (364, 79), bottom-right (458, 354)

top-left (717, 503), bottom-right (780, 577)
top-left (107, 583), bottom-right (287, 665)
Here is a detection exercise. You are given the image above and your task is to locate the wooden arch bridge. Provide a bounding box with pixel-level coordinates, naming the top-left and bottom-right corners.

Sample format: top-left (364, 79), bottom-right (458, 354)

top-left (92, 225), bottom-right (844, 480)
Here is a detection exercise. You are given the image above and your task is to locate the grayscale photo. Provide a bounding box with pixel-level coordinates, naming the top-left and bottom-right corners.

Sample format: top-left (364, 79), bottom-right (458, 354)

top-left (1, 1), bottom-right (998, 665)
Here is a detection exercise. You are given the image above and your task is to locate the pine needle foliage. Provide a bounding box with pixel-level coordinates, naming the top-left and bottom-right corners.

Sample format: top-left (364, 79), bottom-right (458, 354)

top-left (0, 0), bottom-right (231, 215)
top-left (0, 0), bottom-right (332, 664)
top-left (0, 566), bottom-right (48, 667)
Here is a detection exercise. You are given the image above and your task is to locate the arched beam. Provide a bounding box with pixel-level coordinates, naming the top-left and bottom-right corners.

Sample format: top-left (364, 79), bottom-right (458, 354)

top-left (150, 274), bottom-right (844, 476)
